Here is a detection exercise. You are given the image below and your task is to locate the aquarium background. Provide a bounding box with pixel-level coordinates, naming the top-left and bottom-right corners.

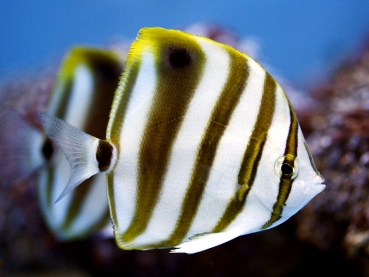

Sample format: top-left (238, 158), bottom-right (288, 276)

top-left (1, 0), bottom-right (369, 85)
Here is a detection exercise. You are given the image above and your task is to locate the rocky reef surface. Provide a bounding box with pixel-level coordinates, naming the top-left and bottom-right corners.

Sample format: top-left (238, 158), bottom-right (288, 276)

top-left (295, 37), bottom-right (369, 275)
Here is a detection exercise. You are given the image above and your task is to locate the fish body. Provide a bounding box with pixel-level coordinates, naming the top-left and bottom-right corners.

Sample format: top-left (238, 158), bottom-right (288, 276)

top-left (39, 47), bottom-right (124, 240)
top-left (41, 28), bottom-right (325, 253)
top-left (0, 47), bottom-right (124, 239)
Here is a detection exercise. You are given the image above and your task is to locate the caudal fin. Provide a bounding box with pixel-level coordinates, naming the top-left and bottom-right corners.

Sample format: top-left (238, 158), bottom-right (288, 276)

top-left (39, 112), bottom-right (113, 203)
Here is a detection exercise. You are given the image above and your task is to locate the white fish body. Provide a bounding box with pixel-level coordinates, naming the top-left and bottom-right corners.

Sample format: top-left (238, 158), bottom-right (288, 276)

top-left (40, 28), bottom-right (325, 253)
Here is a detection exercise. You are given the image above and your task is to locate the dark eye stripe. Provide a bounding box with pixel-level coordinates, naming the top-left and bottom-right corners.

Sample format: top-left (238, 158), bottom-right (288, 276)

top-left (261, 97), bottom-right (298, 229)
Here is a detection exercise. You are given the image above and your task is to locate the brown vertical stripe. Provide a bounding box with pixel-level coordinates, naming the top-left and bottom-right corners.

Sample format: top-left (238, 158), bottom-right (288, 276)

top-left (213, 72), bottom-right (277, 233)
top-left (61, 180), bottom-right (110, 235)
top-left (62, 178), bottom-right (92, 232)
top-left (45, 167), bottom-right (55, 209)
top-left (261, 98), bottom-right (298, 229)
top-left (82, 51), bottom-right (122, 139)
top-left (121, 32), bottom-right (205, 243)
top-left (62, 207), bottom-right (111, 239)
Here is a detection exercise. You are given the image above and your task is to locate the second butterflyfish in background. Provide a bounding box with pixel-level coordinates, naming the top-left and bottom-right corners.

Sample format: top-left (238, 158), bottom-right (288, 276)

top-left (0, 47), bottom-right (125, 240)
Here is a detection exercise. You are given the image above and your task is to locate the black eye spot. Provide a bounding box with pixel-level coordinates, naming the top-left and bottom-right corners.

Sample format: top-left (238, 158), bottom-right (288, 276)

top-left (274, 155), bottom-right (299, 180)
top-left (96, 140), bottom-right (113, 172)
top-left (281, 163), bottom-right (294, 175)
top-left (168, 47), bottom-right (192, 68)
top-left (42, 138), bottom-right (54, 161)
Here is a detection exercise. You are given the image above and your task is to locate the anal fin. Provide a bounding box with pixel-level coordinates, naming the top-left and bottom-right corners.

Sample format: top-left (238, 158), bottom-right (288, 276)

top-left (170, 231), bottom-right (240, 254)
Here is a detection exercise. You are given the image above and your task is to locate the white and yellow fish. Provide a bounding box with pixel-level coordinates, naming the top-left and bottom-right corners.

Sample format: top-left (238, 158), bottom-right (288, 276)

top-left (40, 27), bottom-right (325, 253)
top-left (0, 47), bottom-right (124, 240)
top-left (39, 47), bottom-right (124, 240)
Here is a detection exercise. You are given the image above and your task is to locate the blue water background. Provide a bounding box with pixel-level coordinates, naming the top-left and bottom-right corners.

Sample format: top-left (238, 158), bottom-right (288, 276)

top-left (1, 0), bottom-right (369, 86)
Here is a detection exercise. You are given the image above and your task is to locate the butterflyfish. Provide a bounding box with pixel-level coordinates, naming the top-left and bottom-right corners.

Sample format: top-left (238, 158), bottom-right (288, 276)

top-left (38, 47), bottom-right (124, 240)
top-left (40, 27), bottom-right (325, 253)
top-left (0, 47), bottom-right (124, 240)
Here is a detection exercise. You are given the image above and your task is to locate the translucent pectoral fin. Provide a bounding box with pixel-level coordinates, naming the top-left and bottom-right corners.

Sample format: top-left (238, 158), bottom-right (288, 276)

top-left (40, 112), bottom-right (101, 203)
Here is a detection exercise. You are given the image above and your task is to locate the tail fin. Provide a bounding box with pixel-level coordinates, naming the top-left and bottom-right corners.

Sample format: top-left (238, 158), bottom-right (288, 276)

top-left (40, 112), bottom-right (109, 203)
top-left (0, 108), bottom-right (45, 186)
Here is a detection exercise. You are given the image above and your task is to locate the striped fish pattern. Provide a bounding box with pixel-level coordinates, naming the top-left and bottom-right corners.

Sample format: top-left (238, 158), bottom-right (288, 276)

top-left (38, 47), bottom-right (124, 240)
top-left (40, 28), bottom-right (325, 253)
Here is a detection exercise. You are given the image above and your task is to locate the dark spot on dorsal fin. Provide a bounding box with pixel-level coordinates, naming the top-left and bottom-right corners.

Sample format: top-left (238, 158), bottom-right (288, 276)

top-left (167, 46), bottom-right (192, 68)
top-left (96, 140), bottom-right (113, 172)
top-left (42, 138), bottom-right (54, 161)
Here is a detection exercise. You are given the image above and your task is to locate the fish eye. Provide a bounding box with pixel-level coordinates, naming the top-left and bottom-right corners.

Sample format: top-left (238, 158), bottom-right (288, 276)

top-left (167, 46), bottom-right (192, 68)
top-left (281, 163), bottom-right (293, 175)
top-left (274, 155), bottom-right (298, 180)
top-left (42, 138), bottom-right (54, 161)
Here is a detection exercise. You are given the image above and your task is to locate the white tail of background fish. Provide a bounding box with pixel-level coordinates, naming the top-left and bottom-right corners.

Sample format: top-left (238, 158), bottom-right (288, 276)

top-left (40, 112), bottom-right (106, 202)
